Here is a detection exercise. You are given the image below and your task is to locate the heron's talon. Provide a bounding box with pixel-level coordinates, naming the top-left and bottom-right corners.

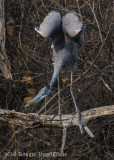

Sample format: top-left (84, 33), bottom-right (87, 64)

top-left (79, 124), bottom-right (84, 134)
top-left (50, 113), bottom-right (62, 125)
top-left (58, 113), bottom-right (62, 125)
top-left (72, 111), bottom-right (76, 115)
top-left (29, 113), bottom-right (40, 121)
top-left (50, 114), bottom-right (58, 123)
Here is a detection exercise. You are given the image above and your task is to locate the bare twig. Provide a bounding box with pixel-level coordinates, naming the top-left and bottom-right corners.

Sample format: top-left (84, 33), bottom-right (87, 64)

top-left (99, 77), bottom-right (112, 92)
top-left (84, 0), bottom-right (103, 43)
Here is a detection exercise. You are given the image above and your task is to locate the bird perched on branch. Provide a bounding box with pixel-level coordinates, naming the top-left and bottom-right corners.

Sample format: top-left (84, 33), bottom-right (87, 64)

top-left (25, 11), bottom-right (86, 133)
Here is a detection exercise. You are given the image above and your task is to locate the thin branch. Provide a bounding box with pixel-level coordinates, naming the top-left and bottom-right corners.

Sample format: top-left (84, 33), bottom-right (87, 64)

top-left (84, 0), bottom-right (103, 43)
top-left (99, 77), bottom-right (112, 92)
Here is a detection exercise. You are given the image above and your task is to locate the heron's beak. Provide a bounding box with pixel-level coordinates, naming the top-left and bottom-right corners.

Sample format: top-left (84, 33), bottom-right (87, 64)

top-left (25, 94), bottom-right (45, 107)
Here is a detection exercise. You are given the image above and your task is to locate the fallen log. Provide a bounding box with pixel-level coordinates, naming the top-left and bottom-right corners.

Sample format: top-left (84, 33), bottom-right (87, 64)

top-left (0, 105), bottom-right (113, 128)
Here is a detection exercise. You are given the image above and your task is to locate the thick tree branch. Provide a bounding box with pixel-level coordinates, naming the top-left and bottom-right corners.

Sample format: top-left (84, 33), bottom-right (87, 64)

top-left (0, 0), bottom-right (12, 79)
top-left (0, 105), bottom-right (113, 128)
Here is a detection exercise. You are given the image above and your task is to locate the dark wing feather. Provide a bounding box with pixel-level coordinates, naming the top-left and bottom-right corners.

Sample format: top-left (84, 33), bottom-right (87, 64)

top-left (62, 11), bottom-right (86, 38)
top-left (35, 11), bottom-right (62, 38)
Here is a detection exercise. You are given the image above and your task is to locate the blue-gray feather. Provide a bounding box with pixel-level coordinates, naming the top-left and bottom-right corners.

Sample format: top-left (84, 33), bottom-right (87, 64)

top-left (62, 11), bottom-right (85, 38)
top-left (25, 11), bottom-right (86, 107)
top-left (39, 11), bottom-right (62, 37)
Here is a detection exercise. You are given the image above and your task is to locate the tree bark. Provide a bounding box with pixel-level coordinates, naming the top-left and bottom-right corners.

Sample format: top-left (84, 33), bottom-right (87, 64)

top-left (0, 0), bottom-right (12, 79)
top-left (0, 105), bottom-right (113, 128)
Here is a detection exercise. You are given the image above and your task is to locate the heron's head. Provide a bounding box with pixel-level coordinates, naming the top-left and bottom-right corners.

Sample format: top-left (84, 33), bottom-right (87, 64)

top-left (25, 86), bottom-right (50, 107)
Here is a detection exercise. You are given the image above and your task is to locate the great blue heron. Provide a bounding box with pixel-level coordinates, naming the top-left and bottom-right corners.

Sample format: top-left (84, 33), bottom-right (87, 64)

top-left (25, 11), bottom-right (86, 133)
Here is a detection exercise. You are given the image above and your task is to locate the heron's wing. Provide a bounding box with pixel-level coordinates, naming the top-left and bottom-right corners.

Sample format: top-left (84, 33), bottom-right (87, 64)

top-left (35, 11), bottom-right (62, 38)
top-left (75, 30), bottom-right (83, 45)
top-left (62, 11), bottom-right (86, 38)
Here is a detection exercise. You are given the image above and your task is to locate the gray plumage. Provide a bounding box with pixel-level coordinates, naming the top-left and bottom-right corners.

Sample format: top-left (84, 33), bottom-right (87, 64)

top-left (36, 11), bottom-right (62, 38)
top-left (25, 11), bottom-right (86, 112)
top-left (62, 11), bottom-right (85, 38)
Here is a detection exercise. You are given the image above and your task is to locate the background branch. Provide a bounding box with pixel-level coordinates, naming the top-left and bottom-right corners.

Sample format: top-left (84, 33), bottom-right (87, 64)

top-left (0, 0), bottom-right (12, 79)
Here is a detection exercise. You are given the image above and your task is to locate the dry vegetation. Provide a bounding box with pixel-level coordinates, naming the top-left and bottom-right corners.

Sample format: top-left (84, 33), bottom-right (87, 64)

top-left (0, 0), bottom-right (114, 160)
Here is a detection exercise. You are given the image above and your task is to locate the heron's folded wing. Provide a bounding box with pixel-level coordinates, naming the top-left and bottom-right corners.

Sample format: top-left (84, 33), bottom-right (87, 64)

top-left (35, 11), bottom-right (62, 38)
top-left (62, 11), bottom-right (86, 38)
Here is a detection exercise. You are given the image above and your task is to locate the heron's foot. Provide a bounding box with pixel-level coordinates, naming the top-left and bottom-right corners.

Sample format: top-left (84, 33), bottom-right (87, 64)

top-left (51, 113), bottom-right (57, 123)
top-left (59, 112), bottom-right (62, 125)
top-left (51, 113), bottom-right (62, 125)
top-left (29, 113), bottom-right (41, 122)
top-left (73, 110), bottom-right (84, 134)
top-left (78, 121), bottom-right (84, 134)
top-left (72, 111), bottom-right (76, 115)
top-left (78, 111), bottom-right (84, 134)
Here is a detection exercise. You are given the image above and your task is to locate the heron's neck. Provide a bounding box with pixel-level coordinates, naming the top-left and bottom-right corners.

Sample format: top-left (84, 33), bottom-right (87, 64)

top-left (49, 64), bottom-right (62, 90)
top-left (64, 34), bottom-right (78, 61)
top-left (52, 31), bottom-right (64, 50)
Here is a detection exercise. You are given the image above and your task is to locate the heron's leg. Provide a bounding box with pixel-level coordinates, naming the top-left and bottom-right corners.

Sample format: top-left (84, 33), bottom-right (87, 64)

top-left (45, 97), bottom-right (47, 114)
top-left (43, 97), bottom-right (47, 124)
top-left (50, 77), bottom-right (62, 124)
top-left (70, 71), bottom-right (83, 134)
top-left (58, 76), bottom-right (62, 125)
